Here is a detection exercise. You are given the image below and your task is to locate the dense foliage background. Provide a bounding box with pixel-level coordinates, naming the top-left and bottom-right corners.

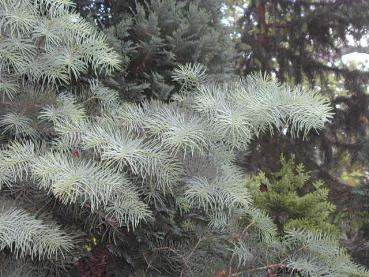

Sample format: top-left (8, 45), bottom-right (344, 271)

top-left (1, 0), bottom-right (369, 276)
top-left (233, 0), bottom-right (369, 265)
top-left (76, 0), bottom-right (369, 266)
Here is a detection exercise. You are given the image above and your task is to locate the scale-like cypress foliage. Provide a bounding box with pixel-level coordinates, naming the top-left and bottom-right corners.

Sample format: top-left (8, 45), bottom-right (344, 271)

top-left (248, 155), bottom-right (338, 234)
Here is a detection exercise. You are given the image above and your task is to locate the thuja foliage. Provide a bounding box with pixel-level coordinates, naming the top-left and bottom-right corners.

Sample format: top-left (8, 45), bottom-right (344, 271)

top-left (247, 155), bottom-right (338, 234)
top-left (0, 0), bottom-right (366, 276)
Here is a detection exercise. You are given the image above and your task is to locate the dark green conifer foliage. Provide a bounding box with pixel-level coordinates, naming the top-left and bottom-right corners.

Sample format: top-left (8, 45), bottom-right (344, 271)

top-left (235, 0), bottom-right (369, 264)
top-left (235, 0), bottom-right (369, 184)
top-left (77, 0), bottom-right (234, 100)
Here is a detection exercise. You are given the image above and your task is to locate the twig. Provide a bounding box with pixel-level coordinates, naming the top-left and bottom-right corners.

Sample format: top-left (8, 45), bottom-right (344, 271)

top-left (83, 203), bottom-right (128, 237)
top-left (230, 263), bottom-right (288, 277)
top-left (185, 237), bottom-right (204, 261)
top-left (151, 237), bottom-right (204, 277)
top-left (228, 220), bottom-right (256, 276)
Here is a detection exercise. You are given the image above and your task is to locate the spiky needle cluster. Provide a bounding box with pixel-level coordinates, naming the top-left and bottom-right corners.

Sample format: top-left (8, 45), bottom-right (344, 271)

top-left (0, 0), bottom-right (364, 276)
